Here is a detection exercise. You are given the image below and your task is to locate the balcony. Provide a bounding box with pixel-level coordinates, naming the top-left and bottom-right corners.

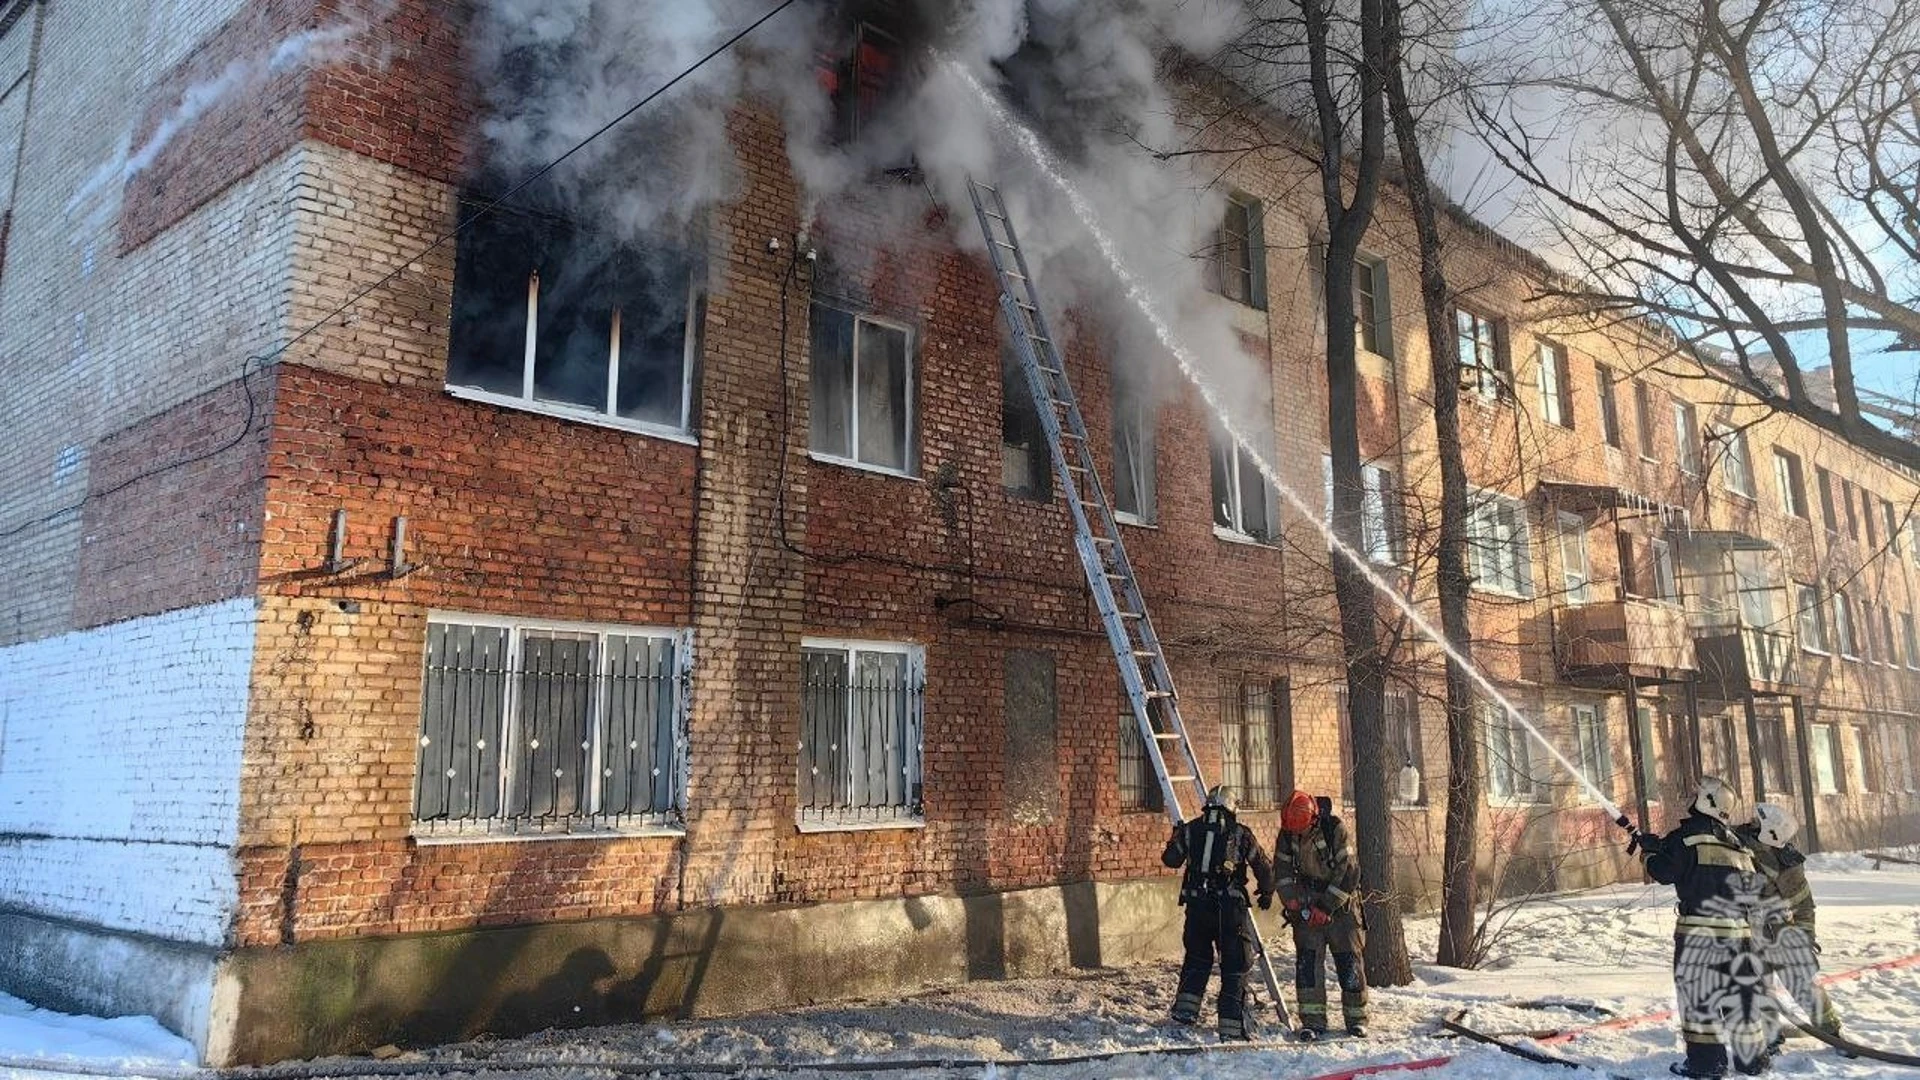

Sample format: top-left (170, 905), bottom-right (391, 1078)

top-left (1695, 625), bottom-right (1799, 698)
top-left (1555, 599), bottom-right (1697, 686)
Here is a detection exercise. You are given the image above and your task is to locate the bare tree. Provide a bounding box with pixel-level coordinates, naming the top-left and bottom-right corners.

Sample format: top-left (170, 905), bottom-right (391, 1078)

top-left (1473, 0), bottom-right (1920, 469)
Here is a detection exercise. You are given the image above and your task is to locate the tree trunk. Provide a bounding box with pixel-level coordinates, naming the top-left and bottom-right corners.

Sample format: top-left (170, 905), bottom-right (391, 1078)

top-left (1381, 0), bottom-right (1482, 969)
top-left (1304, 0), bottom-right (1412, 991)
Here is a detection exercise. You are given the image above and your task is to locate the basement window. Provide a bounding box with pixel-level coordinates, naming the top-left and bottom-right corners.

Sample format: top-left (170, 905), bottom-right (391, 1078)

top-left (413, 617), bottom-right (690, 837)
top-left (445, 200), bottom-right (703, 438)
top-left (799, 640), bottom-right (925, 830)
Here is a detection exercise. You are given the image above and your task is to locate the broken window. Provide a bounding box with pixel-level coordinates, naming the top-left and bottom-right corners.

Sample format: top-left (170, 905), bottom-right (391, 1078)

top-left (1208, 193), bottom-right (1265, 308)
top-left (1001, 341), bottom-right (1051, 500)
top-left (810, 304), bottom-right (914, 473)
top-left (1211, 418), bottom-right (1274, 542)
top-left (446, 199), bottom-right (701, 434)
top-left (1111, 366), bottom-right (1157, 524)
top-left (818, 19), bottom-right (904, 145)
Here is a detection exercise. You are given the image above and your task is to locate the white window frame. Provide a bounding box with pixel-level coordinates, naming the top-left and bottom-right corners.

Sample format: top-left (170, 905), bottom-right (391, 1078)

top-left (1467, 487), bottom-right (1534, 597)
top-left (1810, 723), bottom-right (1839, 795)
top-left (413, 613), bottom-right (692, 841)
top-left (797, 637), bottom-right (926, 832)
top-left (1457, 307), bottom-right (1505, 401)
top-left (1483, 701), bottom-right (1543, 804)
top-left (1213, 420), bottom-right (1274, 544)
top-left (1850, 724), bottom-right (1878, 793)
top-left (1903, 611), bottom-right (1919, 670)
top-left (1111, 373), bottom-right (1157, 526)
top-left (1650, 536), bottom-right (1679, 603)
top-left (1672, 400), bottom-right (1701, 475)
top-left (810, 309), bottom-right (918, 477)
top-left (1355, 255), bottom-right (1390, 357)
top-left (1556, 511), bottom-right (1592, 603)
top-left (1834, 590), bottom-right (1858, 659)
top-left (1537, 340), bottom-right (1570, 427)
top-left (1711, 424), bottom-right (1756, 498)
top-left (446, 270), bottom-right (705, 444)
top-left (1572, 703), bottom-right (1612, 803)
top-left (1323, 456), bottom-right (1403, 565)
top-left (1797, 584), bottom-right (1830, 654)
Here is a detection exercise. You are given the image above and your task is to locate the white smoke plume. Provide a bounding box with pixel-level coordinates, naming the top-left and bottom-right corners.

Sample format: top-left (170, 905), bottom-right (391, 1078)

top-left (467, 0), bottom-right (1280, 425)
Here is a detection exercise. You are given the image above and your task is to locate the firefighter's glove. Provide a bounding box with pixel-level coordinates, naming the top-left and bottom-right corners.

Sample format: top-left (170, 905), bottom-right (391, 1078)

top-left (1306, 908), bottom-right (1333, 929)
top-left (1283, 898), bottom-right (1303, 913)
top-left (1257, 892), bottom-right (1274, 911)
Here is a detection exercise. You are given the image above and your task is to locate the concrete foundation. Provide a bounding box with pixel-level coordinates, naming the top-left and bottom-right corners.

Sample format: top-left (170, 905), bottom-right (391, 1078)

top-left (207, 876), bottom-right (1186, 1065)
top-left (0, 909), bottom-right (220, 1060)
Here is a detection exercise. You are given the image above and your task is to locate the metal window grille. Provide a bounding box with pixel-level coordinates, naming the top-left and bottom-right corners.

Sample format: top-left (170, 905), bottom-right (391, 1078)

top-left (414, 621), bottom-right (690, 834)
top-left (799, 644), bottom-right (924, 825)
top-left (1224, 682), bottom-right (1282, 809)
top-left (1117, 712), bottom-right (1164, 813)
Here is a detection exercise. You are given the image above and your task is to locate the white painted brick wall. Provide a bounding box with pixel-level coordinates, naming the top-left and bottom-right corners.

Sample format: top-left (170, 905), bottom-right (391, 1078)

top-left (0, 599), bottom-right (254, 946)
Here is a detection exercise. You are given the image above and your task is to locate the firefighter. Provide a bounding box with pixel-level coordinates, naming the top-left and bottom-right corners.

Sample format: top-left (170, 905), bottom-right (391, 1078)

top-left (1632, 775), bottom-right (1768, 1078)
top-left (1737, 802), bottom-right (1841, 1037)
top-left (1161, 784), bottom-right (1275, 1041)
top-left (1273, 790), bottom-right (1367, 1040)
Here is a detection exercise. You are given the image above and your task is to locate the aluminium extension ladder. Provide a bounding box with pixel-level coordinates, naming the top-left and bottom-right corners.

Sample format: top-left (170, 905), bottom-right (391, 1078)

top-left (965, 177), bottom-right (1291, 1031)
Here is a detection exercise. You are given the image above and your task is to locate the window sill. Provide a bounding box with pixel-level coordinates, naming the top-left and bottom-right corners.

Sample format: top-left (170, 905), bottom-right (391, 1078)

top-left (809, 452), bottom-right (920, 482)
top-left (1840, 653), bottom-right (1861, 663)
top-left (1470, 584), bottom-right (1534, 600)
top-left (446, 385), bottom-right (697, 444)
top-left (412, 821), bottom-right (687, 845)
top-left (1487, 795), bottom-right (1550, 808)
top-left (1802, 646), bottom-right (1831, 657)
top-left (1723, 490), bottom-right (1757, 503)
top-left (1115, 513), bottom-right (1157, 529)
top-left (1213, 525), bottom-right (1275, 548)
top-left (796, 814), bottom-right (927, 834)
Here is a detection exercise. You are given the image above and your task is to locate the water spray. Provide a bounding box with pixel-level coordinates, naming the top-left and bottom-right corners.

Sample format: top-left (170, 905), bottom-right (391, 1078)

top-left (941, 58), bottom-right (1632, 827)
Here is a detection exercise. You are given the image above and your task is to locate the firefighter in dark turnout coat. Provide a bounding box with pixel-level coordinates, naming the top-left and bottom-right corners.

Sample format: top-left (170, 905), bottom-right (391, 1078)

top-left (1635, 776), bottom-right (1766, 1078)
top-left (1162, 785), bottom-right (1275, 1040)
top-left (1274, 790), bottom-right (1367, 1039)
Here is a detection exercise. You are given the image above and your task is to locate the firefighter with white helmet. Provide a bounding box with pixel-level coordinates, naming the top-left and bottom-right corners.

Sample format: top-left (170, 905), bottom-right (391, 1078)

top-left (1161, 785), bottom-right (1275, 1041)
top-left (1629, 775), bottom-right (1769, 1077)
top-left (1737, 802), bottom-right (1841, 1036)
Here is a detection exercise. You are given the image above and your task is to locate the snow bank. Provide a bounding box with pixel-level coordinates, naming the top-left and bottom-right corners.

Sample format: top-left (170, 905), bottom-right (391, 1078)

top-left (0, 992), bottom-right (195, 1075)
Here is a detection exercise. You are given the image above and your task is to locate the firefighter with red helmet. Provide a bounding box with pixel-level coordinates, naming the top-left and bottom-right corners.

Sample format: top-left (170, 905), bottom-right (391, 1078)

top-left (1274, 790), bottom-right (1367, 1039)
top-left (1161, 784), bottom-right (1275, 1041)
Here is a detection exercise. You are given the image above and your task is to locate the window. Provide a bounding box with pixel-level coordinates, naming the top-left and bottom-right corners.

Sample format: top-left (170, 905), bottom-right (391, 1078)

top-left (1467, 488), bottom-right (1534, 596)
top-left (446, 201), bottom-right (702, 436)
top-left (1884, 500), bottom-right (1901, 556)
top-left (1817, 466), bottom-right (1839, 533)
top-left (1210, 194), bottom-right (1265, 308)
top-left (1732, 550), bottom-right (1776, 629)
top-left (1703, 714), bottom-right (1742, 793)
top-left (1774, 450), bottom-right (1807, 519)
top-left (1904, 612), bottom-right (1918, 669)
top-left (1756, 713), bottom-right (1793, 795)
top-left (1000, 342), bottom-right (1051, 500)
top-left (1223, 680), bottom-right (1286, 808)
top-left (1388, 690), bottom-right (1424, 805)
top-left (1860, 599), bottom-right (1879, 662)
top-left (1212, 419), bottom-right (1274, 541)
top-left (1573, 703), bottom-right (1612, 802)
top-left (1117, 712), bottom-right (1164, 813)
top-left (1672, 400), bottom-right (1700, 474)
top-left (1111, 368), bottom-right (1157, 524)
top-left (1797, 584), bottom-right (1830, 653)
top-left (414, 618), bottom-right (690, 834)
top-left (1910, 516), bottom-right (1920, 567)
top-left (1843, 479), bottom-right (1861, 539)
top-left (1834, 590), bottom-right (1858, 659)
top-left (1484, 701), bottom-right (1540, 802)
top-left (1851, 725), bottom-right (1880, 793)
top-left (1884, 724), bottom-right (1917, 793)
top-left (1634, 380), bottom-right (1658, 460)
top-left (1323, 457), bottom-right (1403, 564)
top-left (1457, 307), bottom-right (1507, 400)
top-left (1537, 341), bottom-right (1572, 427)
top-left (799, 641), bottom-right (925, 827)
top-left (820, 20), bottom-right (903, 144)
top-left (1355, 256), bottom-right (1390, 354)
top-left (1881, 607), bottom-right (1897, 667)
top-left (1865, 488), bottom-right (1881, 548)
top-left (1597, 365), bottom-right (1623, 448)
top-left (1650, 536), bottom-right (1678, 602)
top-left (1556, 512), bottom-right (1592, 602)
top-left (1811, 724), bottom-right (1840, 795)
top-left (1710, 424), bottom-right (1755, 497)
top-left (810, 305), bottom-right (914, 474)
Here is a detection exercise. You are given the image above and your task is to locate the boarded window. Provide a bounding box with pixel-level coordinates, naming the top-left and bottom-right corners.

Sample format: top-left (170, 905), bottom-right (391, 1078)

top-left (1004, 650), bottom-right (1059, 822)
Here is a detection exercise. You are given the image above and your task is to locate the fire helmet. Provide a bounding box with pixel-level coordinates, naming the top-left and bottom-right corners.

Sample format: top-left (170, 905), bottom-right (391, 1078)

top-left (1752, 802), bottom-right (1799, 848)
top-left (1281, 790), bottom-right (1318, 834)
top-left (1205, 784), bottom-right (1238, 814)
top-left (1692, 775), bottom-right (1742, 826)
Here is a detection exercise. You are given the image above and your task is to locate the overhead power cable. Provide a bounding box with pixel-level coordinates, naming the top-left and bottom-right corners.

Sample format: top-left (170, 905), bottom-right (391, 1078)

top-left (0, 0), bottom-right (799, 542)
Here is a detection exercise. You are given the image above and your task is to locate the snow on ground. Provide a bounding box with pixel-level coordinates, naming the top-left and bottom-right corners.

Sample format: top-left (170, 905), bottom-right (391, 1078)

top-left (0, 992), bottom-right (194, 1079)
top-left (4, 861), bottom-right (1920, 1079)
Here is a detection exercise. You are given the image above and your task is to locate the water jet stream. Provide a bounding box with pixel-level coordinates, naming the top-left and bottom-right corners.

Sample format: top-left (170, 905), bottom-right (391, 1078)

top-left (942, 58), bottom-right (1628, 822)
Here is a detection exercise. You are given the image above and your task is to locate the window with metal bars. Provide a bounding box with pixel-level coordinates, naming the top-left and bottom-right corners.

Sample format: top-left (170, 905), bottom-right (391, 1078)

top-left (1117, 712), bottom-right (1165, 814)
top-left (1223, 680), bottom-right (1286, 809)
top-left (798, 641), bottom-right (925, 828)
top-left (414, 619), bottom-right (690, 835)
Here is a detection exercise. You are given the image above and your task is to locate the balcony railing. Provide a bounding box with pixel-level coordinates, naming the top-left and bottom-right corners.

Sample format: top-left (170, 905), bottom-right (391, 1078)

top-left (1556, 599), bottom-right (1697, 679)
top-left (1695, 625), bottom-right (1798, 695)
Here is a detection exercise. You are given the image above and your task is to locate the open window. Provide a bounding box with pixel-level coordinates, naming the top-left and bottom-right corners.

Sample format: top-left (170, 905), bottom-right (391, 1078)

top-left (446, 199), bottom-right (703, 436)
top-left (1001, 341), bottom-right (1051, 500)
top-left (816, 8), bottom-right (910, 147)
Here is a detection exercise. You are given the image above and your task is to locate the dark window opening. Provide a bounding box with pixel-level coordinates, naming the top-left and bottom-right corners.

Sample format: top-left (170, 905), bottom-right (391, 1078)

top-left (817, 18), bottom-right (906, 147)
top-left (1001, 342), bottom-right (1052, 500)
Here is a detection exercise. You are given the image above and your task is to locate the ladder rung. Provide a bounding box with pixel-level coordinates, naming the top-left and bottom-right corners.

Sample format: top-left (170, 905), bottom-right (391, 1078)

top-left (1146, 690), bottom-right (1174, 699)
top-left (1131, 649), bottom-right (1158, 658)
top-left (1153, 732), bottom-right (1183, 740)
top-left (1166, 774), bottom-right (1197, 784)
top-left (1118, 611), bottom-right (1144, 620)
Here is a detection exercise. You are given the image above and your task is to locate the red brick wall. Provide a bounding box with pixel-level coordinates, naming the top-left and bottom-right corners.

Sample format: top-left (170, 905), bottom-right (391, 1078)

top-left (73, 371), bottom-right (273, 629)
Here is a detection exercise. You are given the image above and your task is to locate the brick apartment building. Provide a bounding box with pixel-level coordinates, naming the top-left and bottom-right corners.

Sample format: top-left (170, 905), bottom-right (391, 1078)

top-left (1, 0), bottom-right (1917, 1065)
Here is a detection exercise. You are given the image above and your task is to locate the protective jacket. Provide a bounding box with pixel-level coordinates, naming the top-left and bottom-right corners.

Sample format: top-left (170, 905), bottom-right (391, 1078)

top-left (1643, 810), bottom-right (1757, 916)
top-left (1163, 810), bottom-right (1275, 905)
top-left (1273, 804), bottom-right (1359, 913)
top-left (1733, 824), bottom-right (1816, 935)
top-left (1162, 805), bottom-right (1275, 1038)
top-left (1642, 810), bottom-right (1768, 1076)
